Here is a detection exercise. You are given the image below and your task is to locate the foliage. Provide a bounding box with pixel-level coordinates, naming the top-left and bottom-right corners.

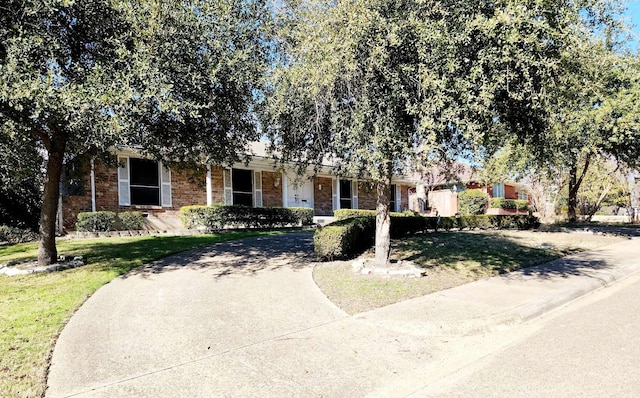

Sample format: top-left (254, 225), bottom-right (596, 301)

top-left (490, 198), bottom-right (529, 211)
top-left (0, 231), bottom-right (279, 397)
top-left (334, 209), bottom-right (406, 220)
top-left (458, 189), bottom-right (488, 215)
top-left (180, 205), bottom-right (314, 230)
top-left (0, 0), bottom-right (270, 264)
top-left (0, 133), bottom-right (42, 230)
top-left (0, 225), bottom-right (39, 245)
top-left (314, 217), bottom-right (376, 260)
top-left (76, 212), bottom-right (116, 232)
top-left (117, 211), bottom-right (144, 231)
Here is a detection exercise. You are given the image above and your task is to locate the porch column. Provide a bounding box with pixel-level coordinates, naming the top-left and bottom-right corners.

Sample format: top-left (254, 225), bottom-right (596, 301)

top-left (206, 165), bottom-right (213, 206)
top-left (90, 158), bottom-right (96, 212)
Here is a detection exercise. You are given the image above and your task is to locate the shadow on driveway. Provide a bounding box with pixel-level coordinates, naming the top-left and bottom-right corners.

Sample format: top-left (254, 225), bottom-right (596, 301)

top-left (124, 232), bottom-right (316, 279)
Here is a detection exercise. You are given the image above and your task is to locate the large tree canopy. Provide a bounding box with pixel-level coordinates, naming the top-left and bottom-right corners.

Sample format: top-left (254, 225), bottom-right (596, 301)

top-left (0, 0), bottom-right (269, 264)
top-left (266, 0), bottom-right (602, 264)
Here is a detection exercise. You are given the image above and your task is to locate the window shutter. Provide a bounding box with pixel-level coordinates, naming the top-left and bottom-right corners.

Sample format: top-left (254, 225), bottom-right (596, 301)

top-left (118, 157), bottom-right (130, 206)
top-left (254, 171), bottom-right (263, 207)
top-left (395, 184), bottom-right (402, 212)
top-left (332, 178), bottom-right (338, 211)
top-left (223, 169), bottom-right (233, 205)
top-left (352, 180), bottom-right (358, 209)
top-left (160, 162), bottom-right (172, 207)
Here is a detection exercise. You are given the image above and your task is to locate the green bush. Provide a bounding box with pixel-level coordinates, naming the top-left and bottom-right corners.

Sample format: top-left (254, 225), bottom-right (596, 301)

top-left (489, 198), bottom-right (529, 211)
top-left (314, 217), bottom-right (375, 260)
top-left (76, 211), bottom-right (116, 232)
top-left (0, 225), bottom-right (39, 245)
top-left (118, 211), bottom-right (144, 230)
top-left (458, 189), bottom-right (488, 215)
top-left (288, 207), bottom-right (314, 225)
top-left (334, 208), bottom-right (404, 220)
top-left (180, 205), bottom-right (312, 230)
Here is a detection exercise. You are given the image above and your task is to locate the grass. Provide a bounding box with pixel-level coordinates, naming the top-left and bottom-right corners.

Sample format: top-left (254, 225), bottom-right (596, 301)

top-left (313, 229), bottom-right (626, 315)
top-left (0, 231), bottom-right (281, 398)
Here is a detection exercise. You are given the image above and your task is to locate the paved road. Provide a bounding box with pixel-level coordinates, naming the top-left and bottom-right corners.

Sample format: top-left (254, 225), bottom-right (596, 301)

top-left (414, 272), bottom-right (640, 397)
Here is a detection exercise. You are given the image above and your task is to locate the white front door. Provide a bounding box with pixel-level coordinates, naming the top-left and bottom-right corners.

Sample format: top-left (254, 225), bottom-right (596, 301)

top-left (286, 177), bottom-right (313, 208)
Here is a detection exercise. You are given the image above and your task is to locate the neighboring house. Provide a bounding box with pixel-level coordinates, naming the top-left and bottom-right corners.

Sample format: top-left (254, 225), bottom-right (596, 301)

top-left (59, 143), bottom-right (414, 231)
top-left (407, 163), bottom-right (531, 216)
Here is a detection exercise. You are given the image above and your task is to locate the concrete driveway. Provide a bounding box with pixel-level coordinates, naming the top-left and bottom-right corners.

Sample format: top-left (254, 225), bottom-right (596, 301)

top-left (46, 232), bottom-right (438, 397)
top-left (46, 232), bottom-right (640, 397)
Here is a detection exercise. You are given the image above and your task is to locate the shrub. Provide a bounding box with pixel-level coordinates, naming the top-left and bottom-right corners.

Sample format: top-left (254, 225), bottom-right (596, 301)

top-left (180, 205), bottom-right (312, 230)
top-left (288, 207), bottom-right (314, 225)
top-left (334, 208), bottom-right (404, 220)
top-left (490, 198), bottom-right (530, 211)
top-left (76, 211), bottom-right (116, 232)
top-left (314, 217), bottom-right (375, 260)
top-left (458, 189), bottom-right (488, 215)
top-left (0, 225), bottom-right (39, 245)
top-left (118, 211), bottom-right (144, 230)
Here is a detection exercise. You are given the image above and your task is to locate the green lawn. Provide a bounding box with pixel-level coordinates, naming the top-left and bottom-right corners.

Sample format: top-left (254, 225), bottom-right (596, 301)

top-left (314, 230), bottom-right (625, 314)
top-left (0, 231), bottom-right (280, 398)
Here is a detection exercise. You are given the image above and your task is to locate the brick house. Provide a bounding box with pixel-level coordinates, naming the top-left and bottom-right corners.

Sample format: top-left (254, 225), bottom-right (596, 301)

top-left (60, 145), bottom-right (414, 231)
top-left (407, 163), bottom-right (531, 217)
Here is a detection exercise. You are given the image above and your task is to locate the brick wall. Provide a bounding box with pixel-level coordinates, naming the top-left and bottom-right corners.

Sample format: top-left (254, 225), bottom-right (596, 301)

top-left (505, 184), bottom-right (518, 200)
top-left (314, 176), bottom-right (333, 216)
top-left (357, 181), bottom-right (377, 210)
top-left (62, 157), bottom-right (208, 231)
top-left (262, 171), bottom-right (283, 207)
top-left (400, 184), bottom-right (411, 211)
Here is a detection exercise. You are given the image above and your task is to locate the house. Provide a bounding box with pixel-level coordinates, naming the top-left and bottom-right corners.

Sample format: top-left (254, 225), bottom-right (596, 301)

top-left (59, 143), bottom-right (415, 231)
top-left (407, 163), bottom-right (531, 216)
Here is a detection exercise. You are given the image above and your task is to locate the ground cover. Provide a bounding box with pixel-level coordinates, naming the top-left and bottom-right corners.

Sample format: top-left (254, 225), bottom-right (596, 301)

top-left (0, 231), bottom-right (280, 398)
top-left (313, 229), bottom-right (627, 315)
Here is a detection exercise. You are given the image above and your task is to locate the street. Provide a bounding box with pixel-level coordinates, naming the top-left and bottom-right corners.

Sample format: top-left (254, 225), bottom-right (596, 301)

top-left (411, 272), bottom-right (640, 397)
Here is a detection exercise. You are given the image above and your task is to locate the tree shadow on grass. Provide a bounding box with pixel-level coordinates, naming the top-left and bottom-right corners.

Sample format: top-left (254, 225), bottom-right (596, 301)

top-left (395, 231), bottom-right (612, 279)
top-left (120, 232), bottom-right (316, 279)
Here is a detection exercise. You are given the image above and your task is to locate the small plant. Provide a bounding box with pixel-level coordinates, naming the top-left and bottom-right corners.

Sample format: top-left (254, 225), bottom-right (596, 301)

top-left (118, 211), bottom-right (144, 230)
top-left (458, 189), bottom-right (488, 215)
top-left (76, 211), bottom-right (116, 232)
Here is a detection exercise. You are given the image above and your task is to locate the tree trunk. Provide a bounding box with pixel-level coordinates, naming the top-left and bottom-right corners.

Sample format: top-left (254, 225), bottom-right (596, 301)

top-left (375, 162), bottom-right (393, 266)
top-left (38, 138), bottom-right (66, 266)
top-left (567, 164), bottom-right (578, 223)
top-left (567, 154), bottom-right (592, 224)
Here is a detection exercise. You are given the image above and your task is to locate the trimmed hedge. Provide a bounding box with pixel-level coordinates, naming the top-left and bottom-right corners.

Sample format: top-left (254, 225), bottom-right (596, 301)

top-left (0, 225), bottom-right (39, 245)
top-left (118, 211), bottom-right (144, 230)
top-left (314, 214), bottom-right (540, 260)
top-left (490, 198), bottom-right (529, 211)
top-left (334, 208), bottom-right (407, 220)
top-left (458, 189), bottom-right (488, 215)
top-left (76, 211), bottom-right (116, 232)
top-left (180, 205), bottom-right (315, 230)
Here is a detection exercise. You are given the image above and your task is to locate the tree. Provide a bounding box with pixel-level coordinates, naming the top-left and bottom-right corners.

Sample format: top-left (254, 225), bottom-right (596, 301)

top-left (0, 0), bottom-right (269, 265)
top-left (266, 0), bottom-right (587, 265)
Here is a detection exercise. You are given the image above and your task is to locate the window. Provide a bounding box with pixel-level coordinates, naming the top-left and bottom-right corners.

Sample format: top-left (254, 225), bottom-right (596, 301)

top-left (492, 183), bottom-right (505, 199)
top-left (118, 157), bottom-right (171, 207)
top-left (518, 191), bottom-right (528, 200)
top-left (232, 168), bottom-right (253, 206)
top-left (339, 179), bottom-right (352, 209)
top-left (390, 185), bottom-right (397, 212)
top-left (130, 158), bottom-right (160, 206)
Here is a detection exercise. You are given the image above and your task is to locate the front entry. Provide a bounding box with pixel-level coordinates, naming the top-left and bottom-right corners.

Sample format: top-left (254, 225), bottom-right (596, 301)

top-left (285, 176), bottom-right (314, 209)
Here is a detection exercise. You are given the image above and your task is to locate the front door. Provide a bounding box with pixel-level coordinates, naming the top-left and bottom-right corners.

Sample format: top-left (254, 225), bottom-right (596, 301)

top-left (286, 177), bottom-right (313, 208)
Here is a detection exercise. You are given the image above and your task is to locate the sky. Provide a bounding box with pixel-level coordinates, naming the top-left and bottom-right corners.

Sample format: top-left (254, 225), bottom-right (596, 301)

top-left (625, 0), bottom-right (640, 52)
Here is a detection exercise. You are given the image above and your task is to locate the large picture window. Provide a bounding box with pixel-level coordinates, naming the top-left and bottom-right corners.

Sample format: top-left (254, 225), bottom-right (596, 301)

top-left (232, 168), bottom-right (253, 206)
top-left (119, 156), bottom-right (171, 207)
top-left (493, 183), bottom-right (505, 199)
top-left (130, 158), bottom-right (160, 206)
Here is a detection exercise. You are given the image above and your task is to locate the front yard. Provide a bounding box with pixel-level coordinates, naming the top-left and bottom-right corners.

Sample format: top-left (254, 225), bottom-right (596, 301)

top-left (313, 229), bottom-right (627, 314)
top-left (0, 231), bottom-right (281, 398)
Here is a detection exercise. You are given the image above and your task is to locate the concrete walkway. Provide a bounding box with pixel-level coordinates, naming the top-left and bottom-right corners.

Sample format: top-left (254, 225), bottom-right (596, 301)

top-left (46, 232), bottom-right (640, 398)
